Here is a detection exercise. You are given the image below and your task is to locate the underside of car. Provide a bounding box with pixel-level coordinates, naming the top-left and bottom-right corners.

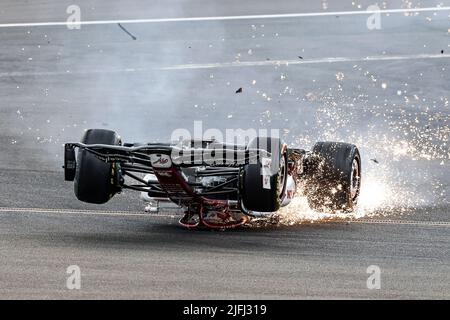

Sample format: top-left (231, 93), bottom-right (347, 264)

top-left (64, 129), bottom-right (361, 229)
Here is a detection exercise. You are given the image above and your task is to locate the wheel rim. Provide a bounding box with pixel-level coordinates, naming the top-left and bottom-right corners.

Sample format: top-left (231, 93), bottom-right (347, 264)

top-left (350, 157), bottom-right (361, 201)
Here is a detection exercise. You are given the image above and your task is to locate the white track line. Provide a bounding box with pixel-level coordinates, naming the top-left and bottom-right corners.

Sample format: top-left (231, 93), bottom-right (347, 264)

top-left (0, 53), bottom-right (449, 78)
top-left (0, 7), bottom-right (449, 28)
top-left (161, 53), bottom-right (450, 70)
top-left (1, 207), bottom-right (449, 227)
top-left (353, 219), bottom-right (450, 227)
top-left (0, 207), bottom-right (175, 218)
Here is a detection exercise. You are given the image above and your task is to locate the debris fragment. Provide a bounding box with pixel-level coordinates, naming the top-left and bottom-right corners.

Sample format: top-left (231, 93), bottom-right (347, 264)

top-left (370, 158), bottom-right (379, 164)
top-left (235, 87), bottom-right (242, 93)
top-left (118, 23), bottom-right (137, 40)
top-left (298, 56), bottom-right (303, 59)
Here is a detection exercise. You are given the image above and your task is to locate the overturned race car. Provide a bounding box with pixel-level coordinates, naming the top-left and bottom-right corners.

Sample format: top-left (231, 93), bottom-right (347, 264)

top-left (64, 129), bottom-right (361, 229)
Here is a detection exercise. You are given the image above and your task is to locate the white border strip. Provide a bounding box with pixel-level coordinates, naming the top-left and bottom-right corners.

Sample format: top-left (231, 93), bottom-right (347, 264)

top-left (353, 219), bottom-right (450, 227)
top-left (161, 53), bottom-right (450, 70)
top-left (0, 6), bottom-right (449, 28)
top-left (0, 53), bottom-right (449, 77)
top-left (0, 206), bottom-right (176, 218)
top-left (1, 207), bottom-right (449, 227)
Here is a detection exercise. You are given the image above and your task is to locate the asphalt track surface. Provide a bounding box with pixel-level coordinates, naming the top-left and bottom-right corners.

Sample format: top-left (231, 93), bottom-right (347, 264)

top-left (0, 0), bottom-right (449, 299)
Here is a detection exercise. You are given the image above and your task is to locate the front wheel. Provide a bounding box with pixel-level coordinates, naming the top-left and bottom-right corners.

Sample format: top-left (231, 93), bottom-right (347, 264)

top-left (304, 142), bottom-right (361, 212)
top-left (74, 129), bottom-right (122, 204)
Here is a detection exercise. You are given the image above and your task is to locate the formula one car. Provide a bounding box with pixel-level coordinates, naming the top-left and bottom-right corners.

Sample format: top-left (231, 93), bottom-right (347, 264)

top-left (64, 129), bottom-right (361, 229)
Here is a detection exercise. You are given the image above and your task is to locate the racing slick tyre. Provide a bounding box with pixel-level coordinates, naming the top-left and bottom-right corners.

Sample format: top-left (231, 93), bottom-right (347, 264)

top-left (242, 137), bottom-right (287, 212)
top-left (305, 142), bottom-right (361, 212)
top-left (74, 129), bottom-right (121, 204)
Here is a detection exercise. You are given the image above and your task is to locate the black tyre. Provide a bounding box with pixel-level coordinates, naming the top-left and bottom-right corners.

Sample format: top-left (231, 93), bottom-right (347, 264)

top-left (305, 142), bottom-right (361, 212)
top-left (74, 129), bottom-right (121, 204)
top-left (242, 137), bottom-right (287, 212)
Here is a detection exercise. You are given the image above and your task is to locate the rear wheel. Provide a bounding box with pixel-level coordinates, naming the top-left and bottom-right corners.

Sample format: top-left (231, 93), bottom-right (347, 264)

top-left (74, 129), bottom-right (121, 204)
top-left (241, 137), bottom-right (287, 212)
top-left (305, 142), bottom-right (361, 212)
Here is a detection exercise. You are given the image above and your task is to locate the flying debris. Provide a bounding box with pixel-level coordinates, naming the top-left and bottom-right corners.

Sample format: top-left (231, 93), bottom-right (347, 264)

top-left (118, 23), bottom-right (137, 40)
top-left (370, 158), bottom-right (379, 164)
top-left (235, 87), bottom-right (243, 93)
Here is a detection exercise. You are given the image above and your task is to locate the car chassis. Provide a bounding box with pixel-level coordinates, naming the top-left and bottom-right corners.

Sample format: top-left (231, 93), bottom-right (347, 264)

top-left (64, 130), bottom-right (361, 230)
